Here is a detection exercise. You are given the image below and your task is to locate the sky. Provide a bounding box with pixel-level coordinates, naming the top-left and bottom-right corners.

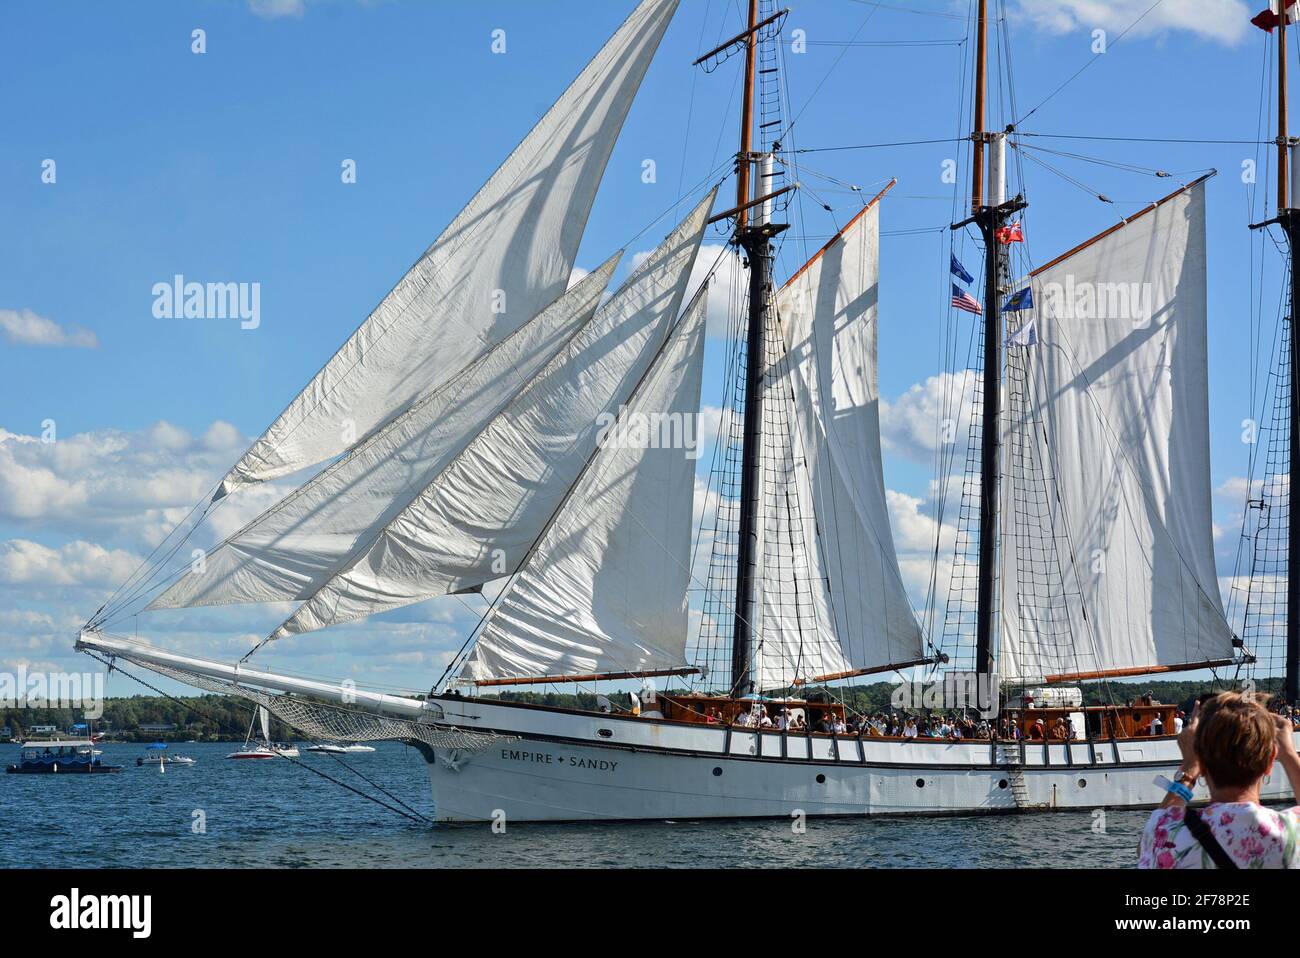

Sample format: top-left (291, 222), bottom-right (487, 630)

top-left (0, 0), bottom-right (1292, 699)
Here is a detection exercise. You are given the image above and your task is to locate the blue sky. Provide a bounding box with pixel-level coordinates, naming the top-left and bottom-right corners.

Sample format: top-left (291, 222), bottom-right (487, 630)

top-left (0, 0), bottom-right (1289, 695)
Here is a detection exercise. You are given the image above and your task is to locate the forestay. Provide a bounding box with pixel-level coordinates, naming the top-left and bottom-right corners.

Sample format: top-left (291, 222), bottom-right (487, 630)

top-left (998, 177), bottom-right (1235, 681)
top-left (753, 193), bottom-right (926, 690)
top-left (216, 0), bottom-right (680, 497)
top-left (267, 191), bottom-right (717, 640)
top-left (460, 287), bottom-right (709, 682)
top-left (148, 257), bottom-right (620, 611)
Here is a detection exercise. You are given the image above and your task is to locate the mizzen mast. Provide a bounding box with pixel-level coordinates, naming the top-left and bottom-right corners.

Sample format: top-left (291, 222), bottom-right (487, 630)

top-left (1249, 10), bottom-right (1300, 704)
top-left (1282, 18), bottom-right (1300, 705)
top-left (693, 1), bottom-right (790, 696)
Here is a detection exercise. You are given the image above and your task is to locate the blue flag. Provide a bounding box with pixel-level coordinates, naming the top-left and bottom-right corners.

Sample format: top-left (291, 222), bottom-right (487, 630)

top-left (1003, 286), bottom-right (1034, 312)
top-left (950, 254), bottom-right (974, 286)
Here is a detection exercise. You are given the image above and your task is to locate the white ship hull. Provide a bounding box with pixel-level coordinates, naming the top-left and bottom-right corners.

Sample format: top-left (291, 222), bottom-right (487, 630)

top-left (424, 696), bottom-right (1299, 822)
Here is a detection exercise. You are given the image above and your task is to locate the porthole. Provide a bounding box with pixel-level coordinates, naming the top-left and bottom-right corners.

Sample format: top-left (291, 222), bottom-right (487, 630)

top-left (1078, 778), bottom-right (1087, 788)
top-left (915, 778), bottom-right (925, 788)
top-left (998, 779), bottom-right (1009, 789)
top-left (712, 767), bottom-right (722, 777)
top-left (815, 773), bottom-right (826, 784)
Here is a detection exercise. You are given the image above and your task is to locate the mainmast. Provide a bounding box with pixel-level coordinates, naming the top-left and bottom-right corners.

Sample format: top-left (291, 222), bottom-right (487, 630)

top-left (953, 0), bottom-right (1026, 682)
top-left (694, 1), bottom-right (790, 697)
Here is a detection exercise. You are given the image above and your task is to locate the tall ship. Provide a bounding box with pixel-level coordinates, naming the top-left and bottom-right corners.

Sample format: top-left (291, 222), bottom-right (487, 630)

top-left (79, 0), bottom-right (1300, 821)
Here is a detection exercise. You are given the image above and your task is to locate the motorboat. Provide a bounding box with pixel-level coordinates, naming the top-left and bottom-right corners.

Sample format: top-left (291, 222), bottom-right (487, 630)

top-left (303, 742), bottom-right (376, 754)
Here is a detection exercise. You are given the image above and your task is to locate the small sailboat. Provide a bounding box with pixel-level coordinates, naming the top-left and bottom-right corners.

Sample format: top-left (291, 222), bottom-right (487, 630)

top-left (226, 707), bottom-right (299, 760)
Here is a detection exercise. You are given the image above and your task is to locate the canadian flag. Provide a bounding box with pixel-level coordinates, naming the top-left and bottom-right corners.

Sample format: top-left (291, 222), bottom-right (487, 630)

top-left (1253, 0), bottom-right (1299, 32)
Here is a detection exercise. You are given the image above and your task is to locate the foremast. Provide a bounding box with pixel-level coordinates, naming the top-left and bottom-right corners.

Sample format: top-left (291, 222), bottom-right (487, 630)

top-left (695, 1), bottom-right (791, 697)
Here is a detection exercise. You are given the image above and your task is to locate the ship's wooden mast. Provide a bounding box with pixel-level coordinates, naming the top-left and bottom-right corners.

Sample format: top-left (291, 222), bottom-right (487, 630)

top-left (952, 0), bottom-right (1025, 683)
top-left (1282, 19), bottom-right (1300, 705)
top-left (1255, 15), bottom-right (1300, 705)
top-left (694, 2), bottom-right (789, 696)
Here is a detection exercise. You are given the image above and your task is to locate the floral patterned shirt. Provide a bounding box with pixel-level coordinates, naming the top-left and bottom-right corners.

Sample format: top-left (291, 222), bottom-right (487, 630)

top-left (1139, 802), bottom-right (1300, 869)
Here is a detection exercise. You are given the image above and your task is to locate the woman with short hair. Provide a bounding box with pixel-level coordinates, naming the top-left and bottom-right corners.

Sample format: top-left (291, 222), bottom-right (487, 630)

top-left (1139, 692), bottom-right (1300, 869)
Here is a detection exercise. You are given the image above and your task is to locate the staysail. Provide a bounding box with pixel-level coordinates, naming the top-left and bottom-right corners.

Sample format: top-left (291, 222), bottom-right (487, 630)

top-left (216, 0), bottom-right (680, 497)
top-left (148, 256), bottom-right (620, 611)
top-left (459, 287), bottom-right (709, 683)
top-left (265, 192), bottom-right (716, 640)
top-left (751, 187), bottom-right (927, 690)
top-left (998, 176), bottom-right (1235, 682)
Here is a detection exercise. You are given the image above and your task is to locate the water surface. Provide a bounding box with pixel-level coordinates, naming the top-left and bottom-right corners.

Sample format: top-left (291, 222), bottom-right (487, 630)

top-left (0, 741), bottom-right (1153, 868)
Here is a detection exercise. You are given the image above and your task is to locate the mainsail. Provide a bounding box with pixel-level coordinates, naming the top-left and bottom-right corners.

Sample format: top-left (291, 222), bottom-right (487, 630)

top-left (148, 255), bottom-right (621, 611)
top-left (266, 192), bottom-right (716, 640)
top-left (459, 287), bottom-right (710, 683)
top-left (750, 187), bottom-right (927, 690)
top-left (216, 0), bottom-right (680, 498)
top-left (998, 176), bottom-right (1235, 682)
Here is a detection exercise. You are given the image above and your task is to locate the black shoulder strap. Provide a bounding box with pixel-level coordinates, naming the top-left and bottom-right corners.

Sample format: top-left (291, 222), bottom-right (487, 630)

top-left (1184, 808), bottom-right (1238, 870)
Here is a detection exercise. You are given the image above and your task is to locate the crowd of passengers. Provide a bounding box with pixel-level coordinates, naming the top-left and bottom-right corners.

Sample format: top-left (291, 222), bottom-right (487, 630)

top-left (702, 704), bottom-right (1001, 740)
top-left (695, 696), bottom-right (1300, 740)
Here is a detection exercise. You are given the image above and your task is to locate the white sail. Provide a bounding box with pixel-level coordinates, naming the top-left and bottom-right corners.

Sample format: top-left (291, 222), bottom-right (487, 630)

top-left (752, 194), bottom-right (926, 690)
top-left (148, 257), bottom-right (620, 612)
top-left (460, 287), bottom-right (709, 682)
top-left (998, 177), bottom-right (1234, 682)
top-left (267, 192), bottom-right (716, 640)
top-left (257, 705), bottom-right (270, 744)
top-left (216, 0), bottom-right (680, 497)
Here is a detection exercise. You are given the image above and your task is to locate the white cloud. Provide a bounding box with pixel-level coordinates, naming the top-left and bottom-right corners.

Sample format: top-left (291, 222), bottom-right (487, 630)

top-left (631, 243), bottom-right (745, 339)
top-left (0, 309), bottom-right (98, 349)
top-left (0, 420), bottom-right (283, 551)
top-left (566, 266), bottom-right (590, 290)
top-left (248, 0), bottom-right (306, 19)
top-left (880, 370), bottom-right (978, 465)
top-left (1015, 0), bottom-right (1252, 45)
top-left (0, 539), bottom-right (141, 589)
top-left (886, 488), bottom-right (955, 556)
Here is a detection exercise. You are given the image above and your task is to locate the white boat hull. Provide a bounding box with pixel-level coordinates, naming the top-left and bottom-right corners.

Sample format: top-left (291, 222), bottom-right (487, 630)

top-left (424, 696), bottom-right (1299, 823)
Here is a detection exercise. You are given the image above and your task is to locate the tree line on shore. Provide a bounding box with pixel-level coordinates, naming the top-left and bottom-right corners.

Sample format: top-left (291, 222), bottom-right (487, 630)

top-left (1, 694), bottom-right (295, 743)
top-left (2, 677), bottom-right (1266, 743)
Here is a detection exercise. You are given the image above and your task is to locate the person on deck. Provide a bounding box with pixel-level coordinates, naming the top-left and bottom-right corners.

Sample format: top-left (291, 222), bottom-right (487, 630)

top-left (1027, 719), bottom-right (1045, 741)
top-left (1139, 693), bottom-right (1300, 869)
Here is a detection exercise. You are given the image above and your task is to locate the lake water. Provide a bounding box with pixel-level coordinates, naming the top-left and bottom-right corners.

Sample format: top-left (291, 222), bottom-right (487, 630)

top-left (1, 741), bottom-right (1155, 868)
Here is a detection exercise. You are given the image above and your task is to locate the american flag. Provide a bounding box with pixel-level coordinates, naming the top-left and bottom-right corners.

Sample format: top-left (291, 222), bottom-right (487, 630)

top-left (951, 283), bottom-right (982, 314)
